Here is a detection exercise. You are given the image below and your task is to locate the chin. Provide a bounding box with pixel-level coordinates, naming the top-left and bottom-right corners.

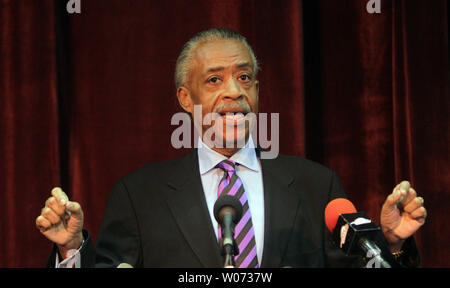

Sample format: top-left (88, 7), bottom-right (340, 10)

top-left (218, 127), bottom-right (249, 149)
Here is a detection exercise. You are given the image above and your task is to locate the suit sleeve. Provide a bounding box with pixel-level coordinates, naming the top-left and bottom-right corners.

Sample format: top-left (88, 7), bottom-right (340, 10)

top-left (94, 179), bottom-right (143, 267)
top-left (46, 229), bottom-right (96, 268)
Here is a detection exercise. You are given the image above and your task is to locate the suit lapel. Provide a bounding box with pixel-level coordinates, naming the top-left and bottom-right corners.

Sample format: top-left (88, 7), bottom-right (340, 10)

top-left (163, 150), bottom-right (222, 267)
top-left (260, 157), bottom-right (300, 268)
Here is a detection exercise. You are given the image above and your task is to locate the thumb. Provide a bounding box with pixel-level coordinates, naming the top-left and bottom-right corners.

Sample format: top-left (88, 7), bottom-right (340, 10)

top-left (383, 185), bottom-right (406, 213)
top-left (65, 201), bottom-right (83, 219)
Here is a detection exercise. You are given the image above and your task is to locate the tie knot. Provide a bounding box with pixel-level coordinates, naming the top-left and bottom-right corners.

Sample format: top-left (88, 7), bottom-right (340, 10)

top-left (216, 159), bottom-right (236, 172)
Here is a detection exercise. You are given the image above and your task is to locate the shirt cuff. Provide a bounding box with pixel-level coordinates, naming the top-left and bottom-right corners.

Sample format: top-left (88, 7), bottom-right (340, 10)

top-left (55, 237), bottom-right (85, 268)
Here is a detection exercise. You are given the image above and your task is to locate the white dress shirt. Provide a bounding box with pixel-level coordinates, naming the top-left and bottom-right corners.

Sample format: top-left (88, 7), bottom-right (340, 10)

top-left (197, 137), bottom-right (265, 265)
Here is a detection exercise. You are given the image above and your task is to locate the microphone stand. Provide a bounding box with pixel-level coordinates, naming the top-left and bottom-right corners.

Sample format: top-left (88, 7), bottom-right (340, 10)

top-left (221, 213), bottom-right (239, 268)
top-left (214, 195), bottom-right (243, 268)
top-left (359, 237), bottom-right (392, 268)
top-left (223, 245), bottom-right (235, 268)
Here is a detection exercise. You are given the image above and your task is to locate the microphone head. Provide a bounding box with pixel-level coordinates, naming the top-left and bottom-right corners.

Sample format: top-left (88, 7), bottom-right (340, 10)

top-left (214, 195), bottom-right (243, 225)
top-left (324, 198), bottom-right (357, 232)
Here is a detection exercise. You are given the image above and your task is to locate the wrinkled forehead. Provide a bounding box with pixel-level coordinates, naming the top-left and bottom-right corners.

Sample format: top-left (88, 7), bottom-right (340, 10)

top-left (190, 39), bottom-right (255, 74)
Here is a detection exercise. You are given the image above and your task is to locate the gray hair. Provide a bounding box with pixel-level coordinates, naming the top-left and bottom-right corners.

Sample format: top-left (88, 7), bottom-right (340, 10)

top-left (175, 28), bottom-right (259, 89)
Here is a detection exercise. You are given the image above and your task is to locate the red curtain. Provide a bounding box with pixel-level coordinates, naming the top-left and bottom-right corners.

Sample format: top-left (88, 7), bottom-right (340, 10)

top-left (1, 0), bottom-right (448, 267)
top-left (0, 0), bottom-right (61, 266)
top-left (315, 0), bottom-right (450, 267)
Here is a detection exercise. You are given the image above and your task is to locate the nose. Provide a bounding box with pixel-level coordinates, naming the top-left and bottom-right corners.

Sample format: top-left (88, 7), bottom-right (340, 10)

top-left (223, 77), bottom-right (244, 100)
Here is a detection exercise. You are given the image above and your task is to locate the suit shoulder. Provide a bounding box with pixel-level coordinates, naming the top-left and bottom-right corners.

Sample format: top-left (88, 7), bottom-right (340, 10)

top-left (272, 154), bottom-right (335, 177)
top-left (116, 151), bottom-right (193, 188)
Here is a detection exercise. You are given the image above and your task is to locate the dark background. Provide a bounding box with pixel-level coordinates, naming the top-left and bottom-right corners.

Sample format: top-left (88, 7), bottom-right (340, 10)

top-left (1, 0), bottom-right (448, 267)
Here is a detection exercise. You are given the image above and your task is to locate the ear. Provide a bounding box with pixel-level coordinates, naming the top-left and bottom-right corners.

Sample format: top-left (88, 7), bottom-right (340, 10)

top-left (177, 86), bottom-right (194, 114)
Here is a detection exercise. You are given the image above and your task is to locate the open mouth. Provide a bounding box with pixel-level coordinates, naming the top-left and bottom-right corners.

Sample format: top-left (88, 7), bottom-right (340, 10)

top-left (217, 112), bottom-right (248, 126)
top-left (217, 110), bottom-right (249, 116)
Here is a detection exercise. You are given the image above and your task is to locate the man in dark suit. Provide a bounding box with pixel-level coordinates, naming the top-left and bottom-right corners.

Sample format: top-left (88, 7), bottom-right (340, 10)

top-left (36, 28), bottom-right (427, 268)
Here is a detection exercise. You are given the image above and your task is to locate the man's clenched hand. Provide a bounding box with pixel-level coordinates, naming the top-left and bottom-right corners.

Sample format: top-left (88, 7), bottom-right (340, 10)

top-left (380, 181), bottom-right (427, 252)
top-left (36, 187), bottom-right (84, 259)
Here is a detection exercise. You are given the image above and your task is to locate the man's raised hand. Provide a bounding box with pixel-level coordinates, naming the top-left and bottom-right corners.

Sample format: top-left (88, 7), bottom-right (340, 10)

top-left (380, 180), bottom-right (427, 252)
top-left (36, 187), bottom-right (84, 258)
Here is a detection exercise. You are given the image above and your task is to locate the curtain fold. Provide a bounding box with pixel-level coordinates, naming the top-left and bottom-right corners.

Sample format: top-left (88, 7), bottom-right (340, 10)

top-left (391, 0), bottom-right (450, 263)
top-left (0, 0), bottom-right (60, 267)
top-left (0, 0), bottom-right (448, 267)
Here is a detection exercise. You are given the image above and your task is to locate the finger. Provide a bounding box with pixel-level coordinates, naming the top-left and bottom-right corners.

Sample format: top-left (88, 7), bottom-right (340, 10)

top-left (45, 196), bottom-right (66, 216)
top-left (400, 186), bottom-right (417, 207)
top-left (415, 216), bottom-right (426, 225)
top-left (41, 207), bottom-right (61, 225)
top-left (36, 215), bottom-right (52, 231)
top-left (399, 180), bottom-right (410, 193)
top-left (383, 184), bottom-right (403, 210)
top-left (51, 187), bottom-right (69, 206)
top-left (403, 197), bottom-right (424, 213)
top-left (397, 180), bottom-right (411, 203)
top-left (410, 206), bottom-right (427, 219)
top-left (391, 183), bottom-right (401, 195)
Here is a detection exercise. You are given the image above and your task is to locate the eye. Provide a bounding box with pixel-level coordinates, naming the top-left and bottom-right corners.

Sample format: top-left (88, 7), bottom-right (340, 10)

top-left (207, 76), bottom-right (221, 84)
top-left (238, 74), bottom-right (251, 82)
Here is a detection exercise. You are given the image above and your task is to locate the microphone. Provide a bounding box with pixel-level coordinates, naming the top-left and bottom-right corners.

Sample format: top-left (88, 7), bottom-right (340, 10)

top-left (324, 198), bottom-right (392, 268)
top-left (214, 195), bottom-right (243, 268)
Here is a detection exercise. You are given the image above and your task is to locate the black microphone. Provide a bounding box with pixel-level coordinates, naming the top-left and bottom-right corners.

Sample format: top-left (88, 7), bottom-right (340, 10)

top-left (325, 198), bottom-right (394, 268)
top-left (214, 195), bottom-right (243, 268)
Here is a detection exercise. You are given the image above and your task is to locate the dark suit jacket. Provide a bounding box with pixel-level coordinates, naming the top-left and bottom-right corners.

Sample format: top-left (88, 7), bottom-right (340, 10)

top-left (48, 150), bottom-right (419, 267)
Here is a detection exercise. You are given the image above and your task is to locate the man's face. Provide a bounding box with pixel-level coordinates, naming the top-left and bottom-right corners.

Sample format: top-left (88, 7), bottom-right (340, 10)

top-left (177, 39), bottom-right (259, 150)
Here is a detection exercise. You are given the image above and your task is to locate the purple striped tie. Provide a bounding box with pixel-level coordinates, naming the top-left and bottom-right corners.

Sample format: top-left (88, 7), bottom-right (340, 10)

top-left (216, 159), bottom-right (258, 268)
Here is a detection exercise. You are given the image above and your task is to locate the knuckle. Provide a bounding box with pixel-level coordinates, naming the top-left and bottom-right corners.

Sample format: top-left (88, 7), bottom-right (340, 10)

top-left (41, 207), bottom-right (49, 215)
top-left (45, 197), bottom-right (55, 207)
top-left (52, 187), bottom-right (67, 200)
top-left (36, 216), bottom-right (48, 227)
top-left (42, 207), bottom-right (56, 219)
top-left (52, 187), bottom-right (61, 194)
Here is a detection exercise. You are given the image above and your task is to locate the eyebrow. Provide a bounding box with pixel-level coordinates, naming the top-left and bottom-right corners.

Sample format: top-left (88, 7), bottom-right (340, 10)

top-left (206, 66), bottom-right (225, 73)
top-left (237, 62), bottom-right (252, 69)
top-left (205, 62), bottom-right (253, 73)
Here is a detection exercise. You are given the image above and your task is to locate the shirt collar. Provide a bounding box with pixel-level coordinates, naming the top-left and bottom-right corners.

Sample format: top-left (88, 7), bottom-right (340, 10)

top-left (197, 136), bottom-right (260, 175)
